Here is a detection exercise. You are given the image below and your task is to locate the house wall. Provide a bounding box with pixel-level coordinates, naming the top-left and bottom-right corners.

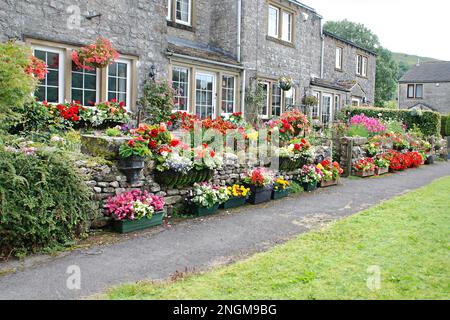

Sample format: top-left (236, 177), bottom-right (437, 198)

top-left (399, 82), bottom-right (450, 114)
top-left (323, 34), bottom-right (377, 104)
top-left (240, 0), bottom-right (322, 104)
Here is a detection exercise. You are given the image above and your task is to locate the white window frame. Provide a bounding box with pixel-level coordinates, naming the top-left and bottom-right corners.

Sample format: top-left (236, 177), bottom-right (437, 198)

top-left (271, 83), bottom-right (283, 117)
top-left (167, 0), bottom-right (172, 20)
top-left (175, 0), bottom-right (192, 26)
top-left (259, 82), bottom-right (270, 119)
top-left (356, 54), bottom-right (368, 77)
top-left (362, 56), bottom-right (368, 77)
top-left (106, 58), bottom-right (132, 111)
top-left (70, 66), bottom-right (101, 106)
top-left (281, 11), bottom-right (292, 42)
top-left (195, 71), bottom-right (217, 119)
top-left (32, 45), bottom-right (65, 104)
top-left (312, 91), bottom-right (320, 118)
top-left (172, 65), bottom-right (190, 112)
top-left (352, 98), bottom-right (361, 106)
top-left (221, 74), bottom-right (236, 116)
top-left (335, 47), bottom-right (343, 70)
top-left (321, 93), bottom-right (333, 125)
top-left (268, 5), bottom-right (279, 38)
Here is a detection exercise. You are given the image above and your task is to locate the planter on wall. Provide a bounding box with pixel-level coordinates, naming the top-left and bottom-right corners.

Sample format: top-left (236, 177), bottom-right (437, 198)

top-left (247, 186), bottom-right (272, 205)
top-left (154, 168), bottom-right (213, 188)
top-left (271, 189), bottom-right (290, 200)
top-left (191, 203), bottom-right (220, 216)
top-left (220, 197), bottom-right (247, 210)
top-left (112, 211), bottom-right (165, 234)
top-left (118, 155), bottom-right (145, 184)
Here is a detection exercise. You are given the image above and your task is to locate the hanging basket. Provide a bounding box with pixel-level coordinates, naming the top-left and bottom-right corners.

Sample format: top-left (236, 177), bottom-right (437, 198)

top-left (72, 37), bottom-right (120, 71)
top-left (277, 76), bottom-right (294, 91)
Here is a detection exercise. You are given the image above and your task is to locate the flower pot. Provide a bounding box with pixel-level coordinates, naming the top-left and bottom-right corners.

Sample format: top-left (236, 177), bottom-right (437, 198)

top-left (425, 155), bottom-right (435, 165)
top-left (112, 211), bottom-right (165, 234)
top-left (191, 203), bottom-right (220, 216)
top-left (355, 170), bottom-right (375, 178)
top-left (320, 179), bottom-right (338, 188)
top-left (302, 182), bottom-right (318, 192)
top-left (118, 156), bottom-right (145, 184)
top-left (278, 81), bottom-right (292, 91)
top-left (220, 197), bottom-right (247, 209)
top-left (376, 167), bottom-right (389, 176)
top-left (272, 189), bottom-right (290, 200)
top-left (247, 186), bottom-right (272, 205)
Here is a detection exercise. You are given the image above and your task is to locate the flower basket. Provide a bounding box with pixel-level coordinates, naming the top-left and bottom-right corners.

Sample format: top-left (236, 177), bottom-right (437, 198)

top-left (376, 167), bottom-right (389, 176)
top-left (247, 186), bottom-right (272, 205)
top-left (220, 197), bottom-right (247, 209)
top-left (355, 170), bottom-right (375, 178)
top-left (112, 211), bottom-right (165, 234)
top-left (271, 189), bottom-right (290, 200)
top-left (302, 182), bottom-right (318, 192)
top-left (191, 203), bottom-right (220, 217)
top-left (320, 179), bottom-right (338, 188)
top-left (118, 155), bottom-right (145, 184)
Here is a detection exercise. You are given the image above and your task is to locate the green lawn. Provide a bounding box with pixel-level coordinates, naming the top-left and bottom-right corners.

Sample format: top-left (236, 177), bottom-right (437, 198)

top-left (107, 177), bottom-right (450, 300)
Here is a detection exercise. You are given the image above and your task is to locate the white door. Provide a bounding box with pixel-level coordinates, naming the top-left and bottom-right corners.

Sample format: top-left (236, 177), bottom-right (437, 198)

top-left (195, 71), bottom-right (216, 119)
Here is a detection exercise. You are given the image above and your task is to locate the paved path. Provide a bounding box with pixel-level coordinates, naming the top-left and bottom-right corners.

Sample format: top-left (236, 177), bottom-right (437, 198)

top-left (1, 162), bottom-right (449, 300)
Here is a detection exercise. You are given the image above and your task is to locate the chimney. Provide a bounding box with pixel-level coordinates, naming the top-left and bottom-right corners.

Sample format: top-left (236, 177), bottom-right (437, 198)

top-left (416, 58), bottom-right (421, 66)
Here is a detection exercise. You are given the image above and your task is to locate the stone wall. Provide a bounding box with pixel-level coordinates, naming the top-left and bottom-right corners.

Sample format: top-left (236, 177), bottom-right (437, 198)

top-left (339, 136), bottom-right (368, 176)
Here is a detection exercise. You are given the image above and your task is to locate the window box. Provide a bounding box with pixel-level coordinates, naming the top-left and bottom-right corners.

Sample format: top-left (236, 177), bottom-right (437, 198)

top-left (246, 186), bottom-right (272, 205)
top-left (271, 188), bottom-right (289, 200)
top-left (376, 167), bottom-right (389, 176)
top-left (112, 211), bottom-right (165, 234)
top-left (320, 179), bottom-right (338, 188)
top-left (302, 181), bottom-right (318, 192)
top-left (354, 170), bottom-right (375, 178)
top-left (191, 203), bottom-right (220, 217)
top-left (220, 197), bottom-right (247, 210)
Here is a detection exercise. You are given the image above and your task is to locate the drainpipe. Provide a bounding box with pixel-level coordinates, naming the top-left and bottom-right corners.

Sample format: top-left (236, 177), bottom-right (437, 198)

top-left (320, 19), bottom-right (324, 79)
top-left (237, 0), bottom-right (246, 115)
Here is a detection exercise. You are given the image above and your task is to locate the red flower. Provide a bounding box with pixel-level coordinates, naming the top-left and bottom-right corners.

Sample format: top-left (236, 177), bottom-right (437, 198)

top-left (150, 129), bottom-right (159, 138)
top-left (148, 140), bottom-right (157, 149)
top-left (210, 150), bottom-right (216, 158)
top-left (170, 139), bottom-right (180, 147)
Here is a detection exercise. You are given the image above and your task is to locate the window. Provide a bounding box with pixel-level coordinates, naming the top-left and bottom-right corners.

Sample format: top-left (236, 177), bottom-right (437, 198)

top-left (321, 94), bottom-right (332, 125)
top-left (271, 83), bottom-right (282, 116)
top-left (221, 75), bottom-right (235, 115)
top-left (195, 72), bottom-right (216, 119)
top-left (34, 47), bottom-right (64, 103)
top-left (172, 66), bottom-right (190, 111)
top-left (281, 12), bottom-right (292, 42)
top-left (352, 98), bottom-right (361, 107)
top-left (259, 82), bottom-right (270, 118)
top-left (268, 4), bottom-right (293, 43)
top-left (312, 91), bottom-right (320, 118)
top-left (107, 60), bottom-right (131, 110)
top-left (335, 47), bottom-right (343, 70)
top-left (407, 84), bottom-right (423, 99)
top-left (284, 88), bottom-right (295, 110)
top-left (268, 5), bottom-right (279, 38)
top-left (71, 63), bottom-right (98, 106)
top-left (175, 0), bottom-right (191, 25)
top-left (356, 54), bottom-right (368, 77)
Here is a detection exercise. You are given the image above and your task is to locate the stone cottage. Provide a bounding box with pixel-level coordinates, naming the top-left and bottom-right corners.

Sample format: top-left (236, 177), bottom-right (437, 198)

top-left (1, 0), bottom-right (377, 123)
top-left (398, 61), bottom-right (450, 114)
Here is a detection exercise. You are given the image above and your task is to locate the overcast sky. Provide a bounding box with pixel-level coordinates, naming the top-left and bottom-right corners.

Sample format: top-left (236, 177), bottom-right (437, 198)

top-left (309, 0), bottom-right (450, 61)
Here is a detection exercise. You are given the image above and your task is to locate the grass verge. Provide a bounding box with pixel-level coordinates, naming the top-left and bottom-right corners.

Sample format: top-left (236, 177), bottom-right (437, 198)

top-left (106, 177), bottom-right (450, 300)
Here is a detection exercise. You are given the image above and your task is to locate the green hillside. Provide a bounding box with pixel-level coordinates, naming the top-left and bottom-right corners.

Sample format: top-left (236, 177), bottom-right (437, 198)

top-left (392, 52), bottom-right (439, 79)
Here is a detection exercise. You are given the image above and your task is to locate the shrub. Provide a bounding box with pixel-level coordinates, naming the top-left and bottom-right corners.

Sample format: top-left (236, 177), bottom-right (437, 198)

top-left (342, 106), bottom-right (441, 137)
top-left (140, 80), bottom-right (176, 125)
top-left (0, 145), bottom-right (94, 257)
top-left (346, 124), bottom-right (370, 138)
top-left (441, 114), bottom-right (450, 137)
top-left (0, 41), bottom-right (38, 129)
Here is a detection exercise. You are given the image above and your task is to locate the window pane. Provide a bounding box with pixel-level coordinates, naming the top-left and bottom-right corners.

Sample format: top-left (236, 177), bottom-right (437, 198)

top-left (72, 89), bottom-right (83, 103)
top-left (281, 12), bottom-right (292, 42)
top-left (118, 63), bottom-right (127, 78)
top-left (272, 84), bottom-right (282, 116)
top-left (109, 63), bottom-right (117, 76)
top-left (36, 86), bottom-right (45, 101)
top-left (85, 91), bottom-right (97, 106)
top-left (176, 0), bottom-right (190, 23)
top-left (416, 84), bottom-right (423, 98)
top-left (72, 72), bottom-right (83, 89)
top-left (268, 6), bottom-right (279, 37)
top-left (108, 77), bottom-right (117, 91)
top-left (408, 85), bottom-right (415, 98)
top-left (221, 75), bottom-right (235, 114)
top-left (47, 87), bottom-right (59, 103)
top-left (47, 52), bottom-right (59, 69)
top-left (35, 50), bottom-right (46, 61)
top-left (47, 70), bottom-right (59, 86)
top-left (85, 74), bottom-right (97, 90)
top-left (335, 48), bottom-right (342, 69)
top-left (118, 78), bottom-right (127, 92)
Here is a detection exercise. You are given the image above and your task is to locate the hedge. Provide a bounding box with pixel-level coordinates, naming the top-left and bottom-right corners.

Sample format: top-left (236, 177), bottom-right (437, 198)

top-left (441, 114), bottom-right (450, 137)
top-left (0, 146), bottom-right (95, 257)
top-left (342, 106), bottom-right (442, 137)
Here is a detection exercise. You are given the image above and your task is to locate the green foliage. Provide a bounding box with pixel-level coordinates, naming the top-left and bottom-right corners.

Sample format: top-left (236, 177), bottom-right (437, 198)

top-left (343, 106), bottom-right (441, 137)
top-left (140, 80), bottom-right (176, 125)
top-left (0, 145), bottom-right (94, 256)
top-left (441, 114), bottom-right (450, 137)
top-left (105, 128), bottom-right (122, 137)
top-left (0, 41), bottom-right (37, 129)
top-left (346, 124), bottom-right (370, 138)
top-left (323, 20), bottom-right (399, 107)
top-left (119, 139), bottom-right (152, 158)
top-left (245, 82), bottom-right (265, 124)
top-left (289, 181), bottom-right (304, 194)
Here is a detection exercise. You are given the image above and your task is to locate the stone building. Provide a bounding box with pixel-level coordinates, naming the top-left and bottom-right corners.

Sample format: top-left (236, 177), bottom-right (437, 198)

top-left (1, 0), bottom-right (377, 123)
top-left (398, 61), bottom-right (450, 114)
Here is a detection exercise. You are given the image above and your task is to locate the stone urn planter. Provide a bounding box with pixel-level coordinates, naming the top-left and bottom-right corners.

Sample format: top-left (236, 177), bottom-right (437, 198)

top-left (112, 211), bottom-right (165, 234)
top-left (247, 186), bottom-right (272, 205)
top-left (118, 155), bottom-right (145, 184)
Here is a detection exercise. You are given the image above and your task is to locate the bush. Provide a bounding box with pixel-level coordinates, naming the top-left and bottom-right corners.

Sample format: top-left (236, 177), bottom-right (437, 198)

top-left (0, 41), bottom-right (37, 129)
top-left (342, 106), bottom-right (441, 137)
top-left (140, 80), bottom-right (176, 125)
top-left (0, 145), bottom-right (94, 256)
top-left (441, 114), bottom-right (450, 137)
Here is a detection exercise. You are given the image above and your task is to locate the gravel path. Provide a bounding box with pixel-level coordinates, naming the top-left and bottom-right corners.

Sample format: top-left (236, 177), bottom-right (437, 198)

top-left (1, 162), bottom-right (449, 300)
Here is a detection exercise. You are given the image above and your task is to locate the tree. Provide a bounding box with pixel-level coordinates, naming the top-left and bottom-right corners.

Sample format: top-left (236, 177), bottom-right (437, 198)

top-left (324, 20), bottom-right (399, 107)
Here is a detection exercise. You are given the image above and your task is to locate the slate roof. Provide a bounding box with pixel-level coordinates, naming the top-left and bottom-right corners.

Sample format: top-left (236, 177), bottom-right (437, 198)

top-left (399, 61), bottom-right (450, 83)
top-left (323, 31), bottom-right (377, 56)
